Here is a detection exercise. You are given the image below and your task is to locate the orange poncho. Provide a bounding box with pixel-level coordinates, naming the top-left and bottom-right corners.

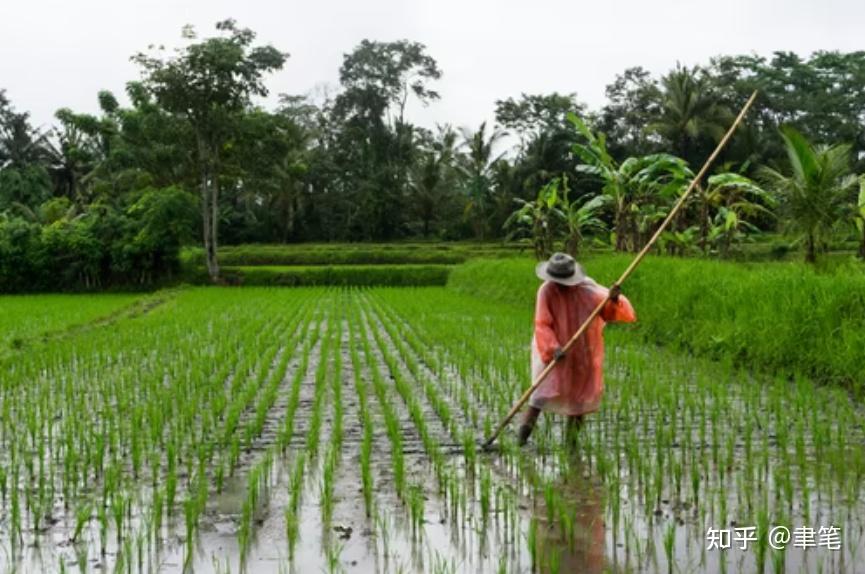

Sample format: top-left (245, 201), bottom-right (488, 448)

top-left (529, 279), bottom-right (636, 416)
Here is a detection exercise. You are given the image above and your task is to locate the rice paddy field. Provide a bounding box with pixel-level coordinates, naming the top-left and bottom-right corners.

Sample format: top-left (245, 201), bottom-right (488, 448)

top-left (1, 259), bottom-right (864, 573)
top-left (0, 294), bottom-right (141, 356)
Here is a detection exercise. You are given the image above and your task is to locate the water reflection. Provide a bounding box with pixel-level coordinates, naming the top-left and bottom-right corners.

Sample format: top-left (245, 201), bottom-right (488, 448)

top-left (531, 455), bottom-right (610, 574)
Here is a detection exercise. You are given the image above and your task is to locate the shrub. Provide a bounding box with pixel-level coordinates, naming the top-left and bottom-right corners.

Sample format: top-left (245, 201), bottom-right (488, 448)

top-left (0, 186), bottom-right (196, 292)
top-left (768, 240), bottom-right (792, 260)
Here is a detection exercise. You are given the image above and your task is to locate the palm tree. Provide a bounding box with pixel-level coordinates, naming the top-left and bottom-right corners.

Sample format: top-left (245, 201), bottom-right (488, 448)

top-left (271, 148), bottom-right (309, 242)
top-left (760, 126), bottom-right (858, 263)
top-left (457, 122), bottom-right (507, 240)
top-left (569, 113), bottom-right (692, 252)
top-left (0, 102), bottom-right (53, 209)
top-left (649, 65), bottom-right (731, 165)
top-left (410, 125), bottom-right (457, 237)
top-left (45, 111), bottom-right (100, 203)
top-left (0, 97), bottom-right (51, 169)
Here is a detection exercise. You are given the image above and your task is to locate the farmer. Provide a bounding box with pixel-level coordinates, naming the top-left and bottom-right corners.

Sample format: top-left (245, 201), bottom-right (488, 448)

top-left (518, 252), bottom-right (636, 446)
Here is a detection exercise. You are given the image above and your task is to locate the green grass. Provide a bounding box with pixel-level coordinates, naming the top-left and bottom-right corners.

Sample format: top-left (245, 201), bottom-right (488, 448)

top-left (185, 264), bottom-right (452, 286)
top-left (449, 255), bottom-right (865, 393)
top-left (0, 293), bottom-right (141, 354)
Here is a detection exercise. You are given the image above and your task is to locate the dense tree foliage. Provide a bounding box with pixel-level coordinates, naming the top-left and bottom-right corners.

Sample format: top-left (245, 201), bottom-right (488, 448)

top-left (133, 19), bottom-right (287, 280)
top-left (2, 22), bottom-right (865, 290)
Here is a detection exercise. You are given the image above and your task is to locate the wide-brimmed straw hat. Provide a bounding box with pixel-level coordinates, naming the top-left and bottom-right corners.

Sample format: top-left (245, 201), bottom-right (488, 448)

top-left (535, 252), bottom-right (587, 286)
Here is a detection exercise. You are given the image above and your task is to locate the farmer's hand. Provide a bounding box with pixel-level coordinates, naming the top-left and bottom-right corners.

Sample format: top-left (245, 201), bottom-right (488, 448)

top-left (553, 347), bottom-right (566, 362)
top-left (609, 284), bottom-right (622, 303)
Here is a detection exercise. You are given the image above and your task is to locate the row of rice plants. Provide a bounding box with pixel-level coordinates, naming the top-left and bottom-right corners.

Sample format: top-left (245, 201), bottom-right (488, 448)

top-left (0, 289), bottom-right (322, 572)
top-left (374, 286), bottom-right (865, 573)
top-left (360, 291), bottom-right (532, 568)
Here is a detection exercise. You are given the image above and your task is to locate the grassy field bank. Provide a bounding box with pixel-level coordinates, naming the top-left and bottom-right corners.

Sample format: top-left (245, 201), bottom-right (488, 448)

top-left (0, 293), bottom-right (141, 355)
top-left (184, 264), bottom-right (452, 286)
top-left (181, 242), bottom-right (526, 267)
top-left (450, 256), bottom-right (865, 394)
top-left (179, 242), bottom-right (532, 287)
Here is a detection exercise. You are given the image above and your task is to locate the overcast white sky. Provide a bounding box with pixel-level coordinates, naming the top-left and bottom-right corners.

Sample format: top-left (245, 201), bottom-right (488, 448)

top-left (2, 0), bottom-right (864, 133)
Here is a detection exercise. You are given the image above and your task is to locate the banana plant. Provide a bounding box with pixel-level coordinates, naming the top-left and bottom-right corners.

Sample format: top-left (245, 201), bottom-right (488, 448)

top-left (503, 177), bottom-right (564, 260)
top-left (702, 172), bottom-right (775, 255)
top-left (559, 177), bottom-right (609, 256)
top-left (659, 225), bottom-right (699, 255)
top-left (707, 206), bottom-right (761, 257)
top-left (855, 178), bottom-right (865, 260)
top-left (568, 112), bottom-right (692, 252)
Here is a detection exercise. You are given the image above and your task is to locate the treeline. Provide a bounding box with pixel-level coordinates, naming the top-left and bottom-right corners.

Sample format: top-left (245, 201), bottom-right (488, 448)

top-left (2, 20), bottom-right (865, 289)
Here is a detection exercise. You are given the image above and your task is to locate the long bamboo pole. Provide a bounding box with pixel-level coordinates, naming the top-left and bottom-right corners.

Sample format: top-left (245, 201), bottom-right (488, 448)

top-left (481, 90), bottom-right (758, 450)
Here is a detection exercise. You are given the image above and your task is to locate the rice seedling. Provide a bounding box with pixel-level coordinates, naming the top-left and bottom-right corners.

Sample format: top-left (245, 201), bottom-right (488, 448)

top-left (359, 422), bottom-right (374, 505)
top-left (547, 547), bottom-right (561, 574)
top-left (325, 539), bottom-right (345, 574)
top-left (376, 512), bottom-right (392, 561)
top-left (72, 501), bottom-right (92, 543)
top-left (97, 497), bottom-right (108, 556)
top-left (288, 451), bottom-right (307, 515)
top-left (429, 550), bottom-right (457, 574)
top-left (479, 466), bottom-right (492, 521)
top-left (527, 516), bottom-right (539, 568)
top-left (663, 521), bottom-right (675, 574)
top-left (404, 485), bottom-right (423, 536)
top-left (321, 450), bottom-right (336, 526)
top-left (285, 507), bottom-right (300, 558)
top-left (112, 490), bottom-right (128, 543)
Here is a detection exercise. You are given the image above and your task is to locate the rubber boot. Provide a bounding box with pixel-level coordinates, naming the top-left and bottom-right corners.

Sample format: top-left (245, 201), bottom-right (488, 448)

top-left (517, 424), bottom-right (534, 446)
top-left (517, 406), bottom-right (541, 446)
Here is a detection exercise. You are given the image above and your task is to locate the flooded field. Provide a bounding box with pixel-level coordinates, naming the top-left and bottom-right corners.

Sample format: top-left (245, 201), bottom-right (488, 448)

top-left (1, 287), bottom-right (863, 573)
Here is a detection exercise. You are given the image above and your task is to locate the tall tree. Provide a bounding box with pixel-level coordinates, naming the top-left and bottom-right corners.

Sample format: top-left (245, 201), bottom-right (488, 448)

top-left (223, 106), bottom-right (310, 243)
top-left (0, 91), bottom-right (52, 210)
top-left (337, 39), bottom-right (441, 125)
top-left (650, 65), bottom-right (732, 167)
top-left (132, 20), bottom-right (287, 281)
top-left (46, 108), bottom-right (101, 202)
top-left (330, 40), bottom-right (441, 240)
top-left (410, 125), bottom-right (457, 237)
top-left (458, 122), bottom-right (507, 240)
top-left (710, 52), bottom-right (865, 171)
top-left (760, 126), bottom-right (858, 263)
top-left (495, 93), bottom-right (582, 144)
top-left (495, 92), bottom-right (584, 194)
top-left (598, 67), bottom-right (662, 158)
